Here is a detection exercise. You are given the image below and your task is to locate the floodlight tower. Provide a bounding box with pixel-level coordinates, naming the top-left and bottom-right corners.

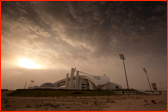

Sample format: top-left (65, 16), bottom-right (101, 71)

top-left (119, 54), bottom-right (129, 89)
top-left (143, 68), bottom-right (152, 91)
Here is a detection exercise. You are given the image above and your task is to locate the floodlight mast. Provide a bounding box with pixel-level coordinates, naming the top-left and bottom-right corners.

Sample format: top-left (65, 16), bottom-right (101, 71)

top-left (119, 54), bottom-right (129, 89)
top-left (143, 68), bottom-right (152, 91)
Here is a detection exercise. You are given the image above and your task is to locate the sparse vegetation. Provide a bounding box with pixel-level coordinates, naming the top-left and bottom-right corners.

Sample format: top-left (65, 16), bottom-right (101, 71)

top-left (45, 103), bottom-right (51, 106)
top-left (43, 103), bottom-right (60, 108)
top-left (26, 105), bottom-right (31, 108)
top-left (35, 104), bottom-right (39, 108)
top-left (7, 89), bottom-right (117, 97)
top-left (50, 104), bottom-right (60, 108)
top-left (4, 105), bottom-right (11, 108)
top-left (94, 100), bottom-right (97, 105)
top-left (37, 92), bottom-right (41, 97)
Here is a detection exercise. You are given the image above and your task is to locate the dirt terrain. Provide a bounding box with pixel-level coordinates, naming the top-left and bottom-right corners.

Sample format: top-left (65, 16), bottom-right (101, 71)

top-left (1, 91), bottom-right (167, 111)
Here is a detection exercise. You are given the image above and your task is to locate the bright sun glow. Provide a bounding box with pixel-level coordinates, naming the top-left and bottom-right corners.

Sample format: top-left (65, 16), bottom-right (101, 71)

top-left (18, 58), bottom-right (41, 69)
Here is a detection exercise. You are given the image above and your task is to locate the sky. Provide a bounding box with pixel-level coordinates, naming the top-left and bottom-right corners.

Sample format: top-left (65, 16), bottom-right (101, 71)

top-left (1, 1), bottom-right (167, 91)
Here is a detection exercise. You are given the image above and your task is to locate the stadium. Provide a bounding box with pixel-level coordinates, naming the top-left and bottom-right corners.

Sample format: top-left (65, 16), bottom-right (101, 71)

top-left (30, 68), bottom-right (122, 90)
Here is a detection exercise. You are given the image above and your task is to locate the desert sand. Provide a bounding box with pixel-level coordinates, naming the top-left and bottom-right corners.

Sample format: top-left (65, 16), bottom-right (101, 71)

top-left (1, 91), bottom-right (167, 111)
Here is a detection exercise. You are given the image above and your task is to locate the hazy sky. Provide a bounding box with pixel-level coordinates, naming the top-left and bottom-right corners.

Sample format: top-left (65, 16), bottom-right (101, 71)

top-left (1, 1), bottom-right (167, 90)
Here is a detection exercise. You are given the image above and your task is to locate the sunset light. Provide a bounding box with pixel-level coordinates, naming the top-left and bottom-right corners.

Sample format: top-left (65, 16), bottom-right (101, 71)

top-left (18, 58), bottom-right (41, 69)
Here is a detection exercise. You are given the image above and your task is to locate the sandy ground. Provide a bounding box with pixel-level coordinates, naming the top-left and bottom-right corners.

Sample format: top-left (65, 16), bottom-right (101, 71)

top-left (1, 91), bottom-right (167, 111)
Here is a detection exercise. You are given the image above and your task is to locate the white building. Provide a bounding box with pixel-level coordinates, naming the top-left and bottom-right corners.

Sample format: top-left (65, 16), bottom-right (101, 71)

top-left (31, 68), bottom-right (122, 90)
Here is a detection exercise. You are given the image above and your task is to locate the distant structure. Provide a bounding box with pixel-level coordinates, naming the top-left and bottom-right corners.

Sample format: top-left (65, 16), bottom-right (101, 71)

top-left (28, 80), bottom-right (34, 89)
top-left (151, 83), bottom-right (157, 91)
top-left (29, 68), bottom-right (122, 90)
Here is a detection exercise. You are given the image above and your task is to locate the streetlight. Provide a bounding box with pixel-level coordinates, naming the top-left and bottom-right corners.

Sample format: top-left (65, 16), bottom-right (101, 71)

top-left (119, 54), bottom-right (129, 89)
top-left (143, 68), bottom-right (152, 91)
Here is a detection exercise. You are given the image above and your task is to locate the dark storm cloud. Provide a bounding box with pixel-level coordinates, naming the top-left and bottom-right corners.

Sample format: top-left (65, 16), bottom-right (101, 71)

top-left (1, 1), bottom-right (167, 90)
top-left (2, 2), bottom-right (166, 57)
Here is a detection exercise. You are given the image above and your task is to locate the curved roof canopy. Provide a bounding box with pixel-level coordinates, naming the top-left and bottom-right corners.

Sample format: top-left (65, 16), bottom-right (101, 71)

top-left (53, 75), bottom-right (110, 86)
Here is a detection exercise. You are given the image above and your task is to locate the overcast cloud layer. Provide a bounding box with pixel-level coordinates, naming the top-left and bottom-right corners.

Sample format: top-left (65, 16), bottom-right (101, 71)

top-left (1, 1), bottom-right (167, 90)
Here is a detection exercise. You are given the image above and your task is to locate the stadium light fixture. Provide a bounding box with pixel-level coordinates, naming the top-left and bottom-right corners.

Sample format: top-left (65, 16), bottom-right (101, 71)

top-left (119, 54), bottom-right (125, 60)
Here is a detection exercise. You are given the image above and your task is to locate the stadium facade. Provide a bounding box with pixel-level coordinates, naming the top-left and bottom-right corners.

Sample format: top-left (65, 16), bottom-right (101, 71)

top-left (30, 68), bottom-right (122, 90)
